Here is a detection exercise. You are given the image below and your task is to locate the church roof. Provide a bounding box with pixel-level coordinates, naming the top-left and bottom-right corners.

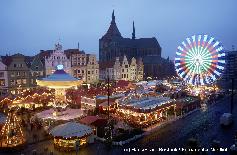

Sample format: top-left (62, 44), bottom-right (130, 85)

top-left (100, 10), bottom-right (161, 49)
top-left (101, 10), bottom-right (122, 40)
top-left (143, 56), bottom-right (169, 64)
top-left (112, 37), bottom-right (161, 49)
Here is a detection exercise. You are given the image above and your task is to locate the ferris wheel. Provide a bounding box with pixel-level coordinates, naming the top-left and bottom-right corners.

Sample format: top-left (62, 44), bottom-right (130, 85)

top-left (174, 34), bottom-right (225, 86)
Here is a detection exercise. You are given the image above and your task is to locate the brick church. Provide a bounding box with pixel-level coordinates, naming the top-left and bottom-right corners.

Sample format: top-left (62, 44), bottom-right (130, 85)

top-left (99, 10), bottom-right (175, 79)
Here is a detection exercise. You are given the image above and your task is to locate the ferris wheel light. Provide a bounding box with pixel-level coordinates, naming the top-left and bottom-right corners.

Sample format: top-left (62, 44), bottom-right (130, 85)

top-left (175, 34), bottom-right (226, 86)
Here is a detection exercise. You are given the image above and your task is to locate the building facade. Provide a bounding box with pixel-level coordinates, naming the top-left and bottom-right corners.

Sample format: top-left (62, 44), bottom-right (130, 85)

top-left (100, 55), bottom-right (143, 81)
top-left (45, 43), bottom-right (71, 76)
top-left (0, 58), bottom-right (8, 96)
top-left (3, 54), bottom-right (31, 94)
top-left (30, 54), bottom-right (45, 87)
top-left (218, 50), bottom-right (237, 89)
top-left (71, 53), bottom-right (99, 84)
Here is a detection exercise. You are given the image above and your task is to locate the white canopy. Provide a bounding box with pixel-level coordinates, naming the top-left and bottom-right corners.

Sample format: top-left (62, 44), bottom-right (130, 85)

top-left (50, 122), bottom-right (93, 138)
top-left (35, 108), bottom-right (84, 121)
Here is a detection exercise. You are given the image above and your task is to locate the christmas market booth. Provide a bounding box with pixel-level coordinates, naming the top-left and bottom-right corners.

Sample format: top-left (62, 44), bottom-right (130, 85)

top-left (49, 122), bottom-right (94, 151)
top-left (117, 96), bottom-right (176, 127)
top-left (175, 97), bottom-right (200, 115)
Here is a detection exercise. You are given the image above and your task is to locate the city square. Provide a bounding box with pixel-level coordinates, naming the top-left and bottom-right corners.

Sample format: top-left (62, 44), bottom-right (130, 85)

top-left (0, 0), bottom-right (237, 155)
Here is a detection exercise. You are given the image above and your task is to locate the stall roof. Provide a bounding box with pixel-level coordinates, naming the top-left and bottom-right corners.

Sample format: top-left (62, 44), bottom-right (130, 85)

top-left (79, 116), bottom-right (102, 125)
top-left (36, 108), bottom-right (84, 121)
top-left (50, 122), bottom-right (92, 138)
top-left (119, 97), bottom-right (174, 110)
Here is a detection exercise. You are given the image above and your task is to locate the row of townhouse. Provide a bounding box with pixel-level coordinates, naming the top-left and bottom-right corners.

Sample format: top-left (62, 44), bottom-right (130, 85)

top-left (0, 43), bottom-right (99, 96)
top-left (99, 55), bottom-right (144, 81)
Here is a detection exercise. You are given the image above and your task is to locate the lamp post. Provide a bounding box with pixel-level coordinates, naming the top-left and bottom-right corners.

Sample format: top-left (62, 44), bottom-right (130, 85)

top-left (105, 71), bottom-right (112, 148)
top-left (107, 75), bottom-right (110, 119)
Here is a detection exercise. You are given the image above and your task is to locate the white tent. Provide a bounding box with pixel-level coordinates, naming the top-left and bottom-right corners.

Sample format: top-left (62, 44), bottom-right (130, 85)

top-left (36, 108), bottom-right (84, 121)
top-left (50, 122), bottom-right (93, 138)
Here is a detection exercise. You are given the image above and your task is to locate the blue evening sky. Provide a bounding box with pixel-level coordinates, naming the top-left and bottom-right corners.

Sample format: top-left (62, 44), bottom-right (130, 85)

top-left (0, 0), bottom-right (236, 59)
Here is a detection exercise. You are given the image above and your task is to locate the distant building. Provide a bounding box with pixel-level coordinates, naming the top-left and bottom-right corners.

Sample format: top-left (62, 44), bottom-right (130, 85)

top-left (100, 55), bottom-right (143, 81)
top-left (71, 53), bottom-right (99, 84)
top-left (143, 56), bottom-right (175, 79)
top-left (99, 10), bottom-right (174, 79)
top-left (39, 43), bottom-right (99, 84)
top-left (1, 54), bottom-right (31, 94)
top-left (218, 50), bottom-right (237, 89)
top-left (44, 43), bottom-right (72, 76)
top-left (29, 54), bottom-right (45, 86)
top-left (0, 58), bottom-right (8, 96)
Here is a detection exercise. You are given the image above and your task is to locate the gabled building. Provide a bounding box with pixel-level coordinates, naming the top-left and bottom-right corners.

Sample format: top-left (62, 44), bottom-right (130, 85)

top-left (1, 53), bottom-right (31, 94)
top-left (44, 43), bottom-right (72, 76)
top-left (30, 54), bottom-right (45, 86)
top-left (100, 55), bottom-right (143, 81)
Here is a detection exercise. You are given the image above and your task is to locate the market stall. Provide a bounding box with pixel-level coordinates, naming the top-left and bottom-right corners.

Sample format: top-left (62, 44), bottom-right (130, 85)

top-left (49, 122), bottom-right (93, 151)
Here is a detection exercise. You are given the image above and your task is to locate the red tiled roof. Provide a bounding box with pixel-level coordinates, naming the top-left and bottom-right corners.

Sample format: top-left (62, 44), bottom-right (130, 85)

top-left (79, 116), bottom-right (102, 125)
top-left (116, 80), bottom-right (130, 88)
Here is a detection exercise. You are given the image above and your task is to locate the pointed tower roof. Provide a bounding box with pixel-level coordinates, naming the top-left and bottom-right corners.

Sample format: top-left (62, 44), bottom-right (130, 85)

top-left (101, 10), bottom-right (122, 40)
top-left (132, 21), bottom-right (136, 39)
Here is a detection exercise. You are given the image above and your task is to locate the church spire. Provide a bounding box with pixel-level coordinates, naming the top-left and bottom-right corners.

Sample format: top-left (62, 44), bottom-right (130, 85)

top-left (132, 21), bottom-right (136, 39)
top-left (101, 10), bottom-right (122, 40)
top-left (111, 10), bottom-right (115, 24)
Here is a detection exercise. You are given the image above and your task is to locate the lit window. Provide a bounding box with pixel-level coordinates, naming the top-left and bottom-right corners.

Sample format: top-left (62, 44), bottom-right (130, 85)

top-left (22, 79), bottom-right (27, 84)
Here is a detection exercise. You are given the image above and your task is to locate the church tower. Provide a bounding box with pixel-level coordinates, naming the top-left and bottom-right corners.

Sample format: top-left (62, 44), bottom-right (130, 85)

top-left (99, 10), bottom-right (123, 62)
top-left (132, 21), bottom-right (136, 39)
